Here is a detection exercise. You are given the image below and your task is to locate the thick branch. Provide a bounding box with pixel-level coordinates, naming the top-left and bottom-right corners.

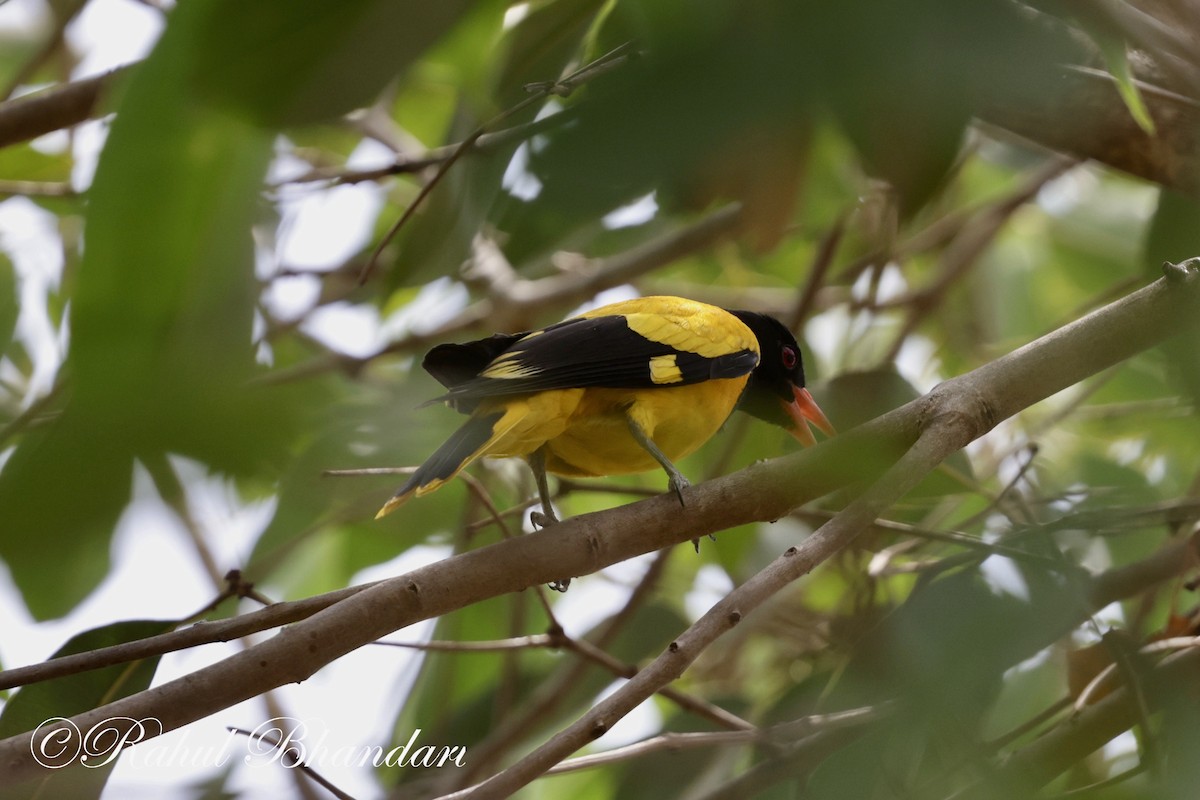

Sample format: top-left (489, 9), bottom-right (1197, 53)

top-left (981, 63), bottom-right (1200, 198)
top-left (1, 263), bottom-right (1199, 785)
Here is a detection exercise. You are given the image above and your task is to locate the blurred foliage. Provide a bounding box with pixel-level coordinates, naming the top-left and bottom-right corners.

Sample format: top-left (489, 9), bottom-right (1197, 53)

top-left (0, 619), bottom-right (172, 800)
top-left (1, 0), bottom-right (1199, 798)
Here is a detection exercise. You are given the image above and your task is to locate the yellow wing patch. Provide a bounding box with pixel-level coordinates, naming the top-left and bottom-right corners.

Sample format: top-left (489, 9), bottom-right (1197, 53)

top-left (480, 352), bottom-right (541, 380)
top-left (579, 296), bottom-right (757, 360)
top-left (648, 354), bottom-right (683, 384)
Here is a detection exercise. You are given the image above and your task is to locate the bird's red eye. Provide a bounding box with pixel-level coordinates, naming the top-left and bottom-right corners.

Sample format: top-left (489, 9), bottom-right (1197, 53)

top-left (781, 345), bottom-right (797, 370)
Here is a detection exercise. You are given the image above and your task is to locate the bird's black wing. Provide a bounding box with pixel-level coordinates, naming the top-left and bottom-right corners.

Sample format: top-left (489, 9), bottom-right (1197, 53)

top-left (423, 331), bottom-right (528, 390)
top-left (425, 314), bottom-right (758, 412)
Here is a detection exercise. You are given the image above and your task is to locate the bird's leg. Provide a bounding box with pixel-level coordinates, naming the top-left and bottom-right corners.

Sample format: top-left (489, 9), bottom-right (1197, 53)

top-left (527, 448), bottom-right (572, 593)
top-left (625, 414), bottom-right (690, 505)
top-left (527, 447), bottom-right (559, 529)
top-left (625, 413), bottom-right (713, 553)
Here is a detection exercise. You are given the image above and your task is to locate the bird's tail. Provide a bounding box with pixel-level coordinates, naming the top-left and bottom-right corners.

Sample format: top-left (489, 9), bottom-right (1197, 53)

top-left (375, 410), bottom-right (512, 518)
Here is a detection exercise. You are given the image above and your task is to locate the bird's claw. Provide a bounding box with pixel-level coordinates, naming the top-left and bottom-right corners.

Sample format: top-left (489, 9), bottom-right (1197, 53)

top-left (530, 506), bottom-right (570, 590)
top-left (668, 474), bottom-right (691, 507)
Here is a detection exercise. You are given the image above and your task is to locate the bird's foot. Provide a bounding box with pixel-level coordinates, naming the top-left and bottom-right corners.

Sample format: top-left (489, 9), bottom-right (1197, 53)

top-left (665, 472), bottom-right (704, 551)
top-left (667, 473), bottom-right (691, 507)
top-left (530, 505), bottom-right (571, 591)
top-left (530, 506), bottom-right (559, 529)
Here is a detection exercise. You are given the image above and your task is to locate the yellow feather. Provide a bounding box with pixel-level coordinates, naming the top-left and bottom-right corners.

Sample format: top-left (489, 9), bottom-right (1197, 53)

top-left (648, 354), bottom-right (683, 384)
top-left (581, 296), bottom-right (758, 359)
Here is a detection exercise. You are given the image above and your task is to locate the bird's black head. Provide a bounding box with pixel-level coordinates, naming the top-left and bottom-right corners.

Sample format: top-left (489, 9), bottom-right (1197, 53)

top-left (729, 310), bottom-right (834, 446)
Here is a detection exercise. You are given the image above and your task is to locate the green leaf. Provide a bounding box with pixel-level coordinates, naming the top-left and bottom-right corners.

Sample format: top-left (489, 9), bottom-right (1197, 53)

top-left (0, 410), bottom-right (131, 620)
top-left (1102, 41), bottom-right (1156, 135)
top-left (0, 619), bottom-right (174, 800)
top-left (68, 16), bottom-right (279, 473)
top-left (813, 0), bottom-right (1063, 216)
top-left (1143, 190), bottom-right (1200, 405)
top-left (191, 0), bottom-right (473, 127)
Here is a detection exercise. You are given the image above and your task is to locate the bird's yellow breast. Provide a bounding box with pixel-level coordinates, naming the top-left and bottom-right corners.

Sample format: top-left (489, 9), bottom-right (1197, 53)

top-left (480, 377), bottom-right (748, 478)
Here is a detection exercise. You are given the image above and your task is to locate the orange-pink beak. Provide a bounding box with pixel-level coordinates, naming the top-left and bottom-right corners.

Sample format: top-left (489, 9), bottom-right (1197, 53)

top-left (783, 386), bottom-right (835, 447)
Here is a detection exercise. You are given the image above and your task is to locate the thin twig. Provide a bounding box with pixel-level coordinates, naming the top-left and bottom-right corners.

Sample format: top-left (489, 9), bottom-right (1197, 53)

top-left (226, 727), bottom-right (356, 800)
top-left (376, 634), bottom-right (556, 653)
top-left (953, 443), bottom-right (1040, 531)
top-left (788, 213), bottom-right (845, 330)
top-left (882, 157), bottom-right (1075, 363)
top-left (1051, 762), bottom-right (1147, 797)
top-left (143, 454), bottom-right (224, 585)
top-left (0, 381), bottom-right (64, 448)
top-left (0, 582), bottom-right (376, 691)
top-left (1065, 64), bottom-right (1200, 109)
top-left (0, 65), bottom-right (132, 150)
top-left (950, 645), bottom-right (1200, 799)
top-left (792, 507), bottom-right (1062, 569)
top-left (447, 552), bottom-right (671, 788)
top-left (0, 180), bottom-right (77, 197)
top-left (264, 201), bottom-right (745, 386)
top-left (0, 2), bottom-right (86, 103)
top-left (545, 730), bottom-right (765, 775)
top-left (563, 636), bottom-right (757, 734)
top-left (279, 108), bottom-right (579, 188)
top-left (1072, 635), bottom-right (1200, 712)
top-left (356, 42), bottom-right (636, 285)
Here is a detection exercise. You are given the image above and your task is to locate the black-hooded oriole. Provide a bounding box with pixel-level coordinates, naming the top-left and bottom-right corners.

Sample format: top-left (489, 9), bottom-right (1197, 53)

top-left (376, 297), bottom-right (834, 539)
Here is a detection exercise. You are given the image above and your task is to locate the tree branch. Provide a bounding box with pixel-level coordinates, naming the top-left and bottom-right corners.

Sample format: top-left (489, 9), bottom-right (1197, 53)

top-left (981, 61), bottom-right (1200, 198)
top-left (1, 262), bottom-right (1199, 785)
top-left (0, 66), bottom-right (132, 151)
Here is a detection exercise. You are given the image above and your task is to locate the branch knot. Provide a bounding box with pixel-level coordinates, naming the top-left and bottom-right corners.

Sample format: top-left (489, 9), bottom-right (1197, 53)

top-left (1163, 257), bottom-right (1200, 283)
top-left (921, 382), bottom-right (997, 444)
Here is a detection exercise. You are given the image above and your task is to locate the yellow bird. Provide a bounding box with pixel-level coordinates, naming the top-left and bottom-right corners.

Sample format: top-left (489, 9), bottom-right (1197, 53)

top-left (377, 296), bottom-right (833, 586)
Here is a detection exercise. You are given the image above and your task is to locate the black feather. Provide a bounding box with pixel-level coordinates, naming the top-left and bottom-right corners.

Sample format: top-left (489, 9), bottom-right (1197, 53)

top-left (423, 332), bottom-right (528, 390)
top-left (728, 310), bottom-right (809, 427)
top-left (393, 411), bottom-right (504, 497)
top-left (426, 315), bottom-right (758, 410)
